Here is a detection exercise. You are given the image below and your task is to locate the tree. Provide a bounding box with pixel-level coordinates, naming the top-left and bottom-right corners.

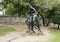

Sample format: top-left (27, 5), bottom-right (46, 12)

top-left (1, 0), bottom-right (60, 27)
top-left (2, 0), bottom-right (29, 17)
top-left (45, 7), bottom-right (56, 26)
top-left (1, 0), bottom-right (60, 17)
top-left (45, 0), bottom-right (60, 26)
top-left (51, 10), bottom-right (60, 29)
top-left (52, 14), bottom-right (60, 29)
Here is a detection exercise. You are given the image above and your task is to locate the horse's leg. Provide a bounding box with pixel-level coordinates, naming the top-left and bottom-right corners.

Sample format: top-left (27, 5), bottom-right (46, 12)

top-left (31, 22), bottom-right (35, 33)
top-left (25, 20), bottom-right (30, 33)
top-left (26, 25), bottom-right (30, 33)
top-left (36, 24), bottom-right (43, 34)
top-left (26, 22), bottom-right (32, 33)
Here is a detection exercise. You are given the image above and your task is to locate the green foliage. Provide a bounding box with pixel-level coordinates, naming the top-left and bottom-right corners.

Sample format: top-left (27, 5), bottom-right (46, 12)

top-left (46, 6), bottom-right (60, 26)
top-left (51, 14), bottom-right (60, 25)
top-left (1, 0), bottom-right (60, 16)
top-left (5, 3), bottom-right (17, 16)
top-left (46, 7), bottom-right (56, 19)
top-left (2, 0), bottom-right (29, 16)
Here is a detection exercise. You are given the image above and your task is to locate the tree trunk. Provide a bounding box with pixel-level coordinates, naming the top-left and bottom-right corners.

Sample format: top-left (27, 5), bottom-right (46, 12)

top-left (58, 25), bottom-right (59, 29)
top-left (18, 0), bottom-right (21, 17)
top-left (46, 19), bottom-right (50, 26)
top-left (18, 7), bottom-right (21, 17)
top-left (43, 18), bottom-right (45, 26)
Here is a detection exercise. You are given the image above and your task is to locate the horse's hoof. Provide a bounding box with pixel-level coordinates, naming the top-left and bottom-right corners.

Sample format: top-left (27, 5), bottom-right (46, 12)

top-left (41, 33), bottom-right (43, 35)
top-left (33, 32), bottom-right (36, 33)
top-left (32, 31), bottom-right (36, 33)
top-left (38, 33), bottom-right (40, 35)
top-left (26, 31), bottom-right (29, 33)
top-left (38, 32), bottom-right (44, 35)
top-left (41, 33), bottom-right (44, 35)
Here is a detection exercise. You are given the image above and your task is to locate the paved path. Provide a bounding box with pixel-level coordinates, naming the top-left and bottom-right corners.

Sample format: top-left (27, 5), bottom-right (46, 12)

top-left (0, 27), bottom-right (52, 42)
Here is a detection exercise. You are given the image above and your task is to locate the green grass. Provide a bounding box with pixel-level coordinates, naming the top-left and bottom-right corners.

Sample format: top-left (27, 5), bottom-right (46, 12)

top-left (0, 26), bottom-right (16, 36)
top-left (48, 28), bottom-right (60, 42)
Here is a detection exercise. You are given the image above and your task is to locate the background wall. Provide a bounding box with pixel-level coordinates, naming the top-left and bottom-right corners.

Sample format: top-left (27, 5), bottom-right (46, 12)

top-left (0, 16), bottom-right (26, 24)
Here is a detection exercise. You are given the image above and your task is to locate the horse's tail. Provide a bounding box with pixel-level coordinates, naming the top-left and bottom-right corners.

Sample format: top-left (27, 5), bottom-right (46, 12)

top-left (25, 20), bottom-right (27, 24)
top-left (25, 19), bottom-right (29, 25)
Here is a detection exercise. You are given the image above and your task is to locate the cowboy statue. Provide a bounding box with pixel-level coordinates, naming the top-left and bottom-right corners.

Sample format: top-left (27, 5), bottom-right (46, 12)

top-left (25, 6), bottom-right (43, 34)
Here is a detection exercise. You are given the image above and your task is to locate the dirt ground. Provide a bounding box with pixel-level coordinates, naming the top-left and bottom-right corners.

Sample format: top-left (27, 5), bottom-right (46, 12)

top-left (0, 24), bottom-right (52, 42)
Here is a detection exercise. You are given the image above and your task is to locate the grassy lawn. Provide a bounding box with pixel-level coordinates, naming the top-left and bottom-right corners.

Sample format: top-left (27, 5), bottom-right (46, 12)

top-left (0, 26), bottom-right (16, 36)
top-left (48, 28), bottom-right (60, 42)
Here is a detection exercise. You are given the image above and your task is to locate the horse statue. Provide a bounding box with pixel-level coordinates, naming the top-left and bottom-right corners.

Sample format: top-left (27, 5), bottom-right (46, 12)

top-left (25, 6), bottom-right (43, 34)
